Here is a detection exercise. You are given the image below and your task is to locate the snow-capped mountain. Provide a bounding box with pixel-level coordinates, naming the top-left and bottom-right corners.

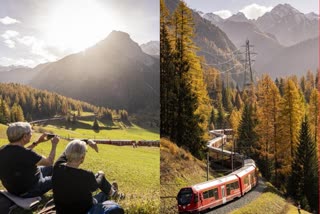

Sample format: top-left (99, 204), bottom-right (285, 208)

top-left (195, 10), bottom-right (204, 17)
top-left (256, 4), bottom-right (318, 46)
top-left (140, 41), bottom-right (160, 56)
top-left (202, 3), bottom-right (318, 78)
top-left (203, 13), bottom-right (224, 24)
top-left (268, 3), bottom-right (300, 18)
top-left (227, 12), bottom-right (250, 22)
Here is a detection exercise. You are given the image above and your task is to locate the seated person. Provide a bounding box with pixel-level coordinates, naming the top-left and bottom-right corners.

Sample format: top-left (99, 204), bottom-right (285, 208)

top-left (53, 140), bottom-right (124, 214)
top-left (0, 122), bottom-right (59, 198)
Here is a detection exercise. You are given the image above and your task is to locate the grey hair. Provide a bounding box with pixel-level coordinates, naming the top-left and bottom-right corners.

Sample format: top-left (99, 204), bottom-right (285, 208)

top-left (65, 140), bottom-right (87, 163)
top-left (7, 122), bottom-right (32, 143)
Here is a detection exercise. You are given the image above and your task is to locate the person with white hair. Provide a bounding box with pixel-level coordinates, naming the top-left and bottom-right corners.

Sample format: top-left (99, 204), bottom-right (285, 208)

top-left (53, 140), bottom-right (124, 214)
top-left (0, 122), bottom-right (59, 197)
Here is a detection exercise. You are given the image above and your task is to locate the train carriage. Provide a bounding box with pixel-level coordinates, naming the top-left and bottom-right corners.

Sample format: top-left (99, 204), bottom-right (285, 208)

top-left (177, 174), bottom-right (241, 213)
top-left (230, 165), bottom-right (257, 195)
top-left (177, 163), bottom-right (257, 213)
top-left (177, 130), bottom-right (258, 213)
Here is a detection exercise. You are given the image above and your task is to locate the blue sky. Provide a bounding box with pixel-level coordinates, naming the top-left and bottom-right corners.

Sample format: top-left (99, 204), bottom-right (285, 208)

top-left (184, 0), bottom-right (318, 18)
top-left (0, 0), bottom-right (159, 67)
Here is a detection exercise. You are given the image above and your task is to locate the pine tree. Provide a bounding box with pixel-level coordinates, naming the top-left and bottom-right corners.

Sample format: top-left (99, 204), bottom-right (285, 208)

top-left (222, 86), bottom-right (233, 112)
top-left (290, 118), bottom-right (318, 212)
top-left (237, 103), bottom-right (258, 158)
top-left (93, 117), bottom-right (100, 131)
top-left (209, 108), bottom-right (215, 128)
top-left (216, 104), bottom-right (225, 129)
top-left (160, 0), bottom-right (174, 136)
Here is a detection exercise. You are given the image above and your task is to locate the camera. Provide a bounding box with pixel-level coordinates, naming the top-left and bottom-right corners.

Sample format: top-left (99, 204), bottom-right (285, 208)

top-left (82, 139), bottom-right (89, 143)
top-left (46, 133), bottom-right (56, 140)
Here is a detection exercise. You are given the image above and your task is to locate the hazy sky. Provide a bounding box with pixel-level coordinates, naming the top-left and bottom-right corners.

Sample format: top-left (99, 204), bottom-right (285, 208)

top-left (184, 0), bottom-right (318, 19)
top-left (0, 0), bottom-right (159, 67)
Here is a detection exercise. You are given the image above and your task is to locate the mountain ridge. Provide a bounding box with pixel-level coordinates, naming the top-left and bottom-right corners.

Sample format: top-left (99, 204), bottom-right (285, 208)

top-left (28, 30), bottom-right (159, 114)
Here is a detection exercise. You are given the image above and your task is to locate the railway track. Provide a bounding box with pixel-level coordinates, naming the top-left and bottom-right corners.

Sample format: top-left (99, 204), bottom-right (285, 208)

top-left (177, 129), bottom-right (262, 213)
top-left (205, 129), bottom-right (266, 214)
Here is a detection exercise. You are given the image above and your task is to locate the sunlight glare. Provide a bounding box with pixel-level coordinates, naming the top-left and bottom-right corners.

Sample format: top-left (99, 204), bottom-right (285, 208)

top-left (45, 0), bottom-right (114, 52)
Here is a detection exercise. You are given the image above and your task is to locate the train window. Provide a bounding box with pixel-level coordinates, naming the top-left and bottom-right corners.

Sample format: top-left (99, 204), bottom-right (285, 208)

top-left (203, 191), bottom-right (209, 199)
top-left (208, 189), bottom-right (214, 198)
top-left (244, 176), bottom-right (249, 185)
top-left (226, 185), bottom-right (231, 195)
top-left (226, 182), bottom-right (239, 195)
top-left (233, 181), bottom-right (239, 189)
top-left (213, 188), bottom-right (219, 200)
top-left (251, 173), bottom-right (255, 184)
top-left (194, 194), bottom-right (198, 203)
top-left (177, 188), bottom-right (193, 205)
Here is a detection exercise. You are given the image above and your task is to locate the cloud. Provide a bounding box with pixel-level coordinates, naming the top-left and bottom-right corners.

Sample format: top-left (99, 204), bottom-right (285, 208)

top-left (240, 4), bottom-right (273, 20)
top-left (4, 39), bottom-right (15, 48)
top-left (2, 30), bottom-right (19, 39)
top-left (213, 10), bottom-right (232, 19)
top-left (0, 16), bottom-right (20, 25)
top-left (0, 57), bottom-right (35, 67)
top-left (2, 31), bottom-right (20, 48)
top-left (17, 36), bottom-right (57, 62)
top-left (17, 36), bottom-right (36, 46)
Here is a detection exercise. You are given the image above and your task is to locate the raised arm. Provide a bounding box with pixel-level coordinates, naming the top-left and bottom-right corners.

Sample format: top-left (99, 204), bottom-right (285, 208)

top-left (37, 136), bottom-right (59, 166)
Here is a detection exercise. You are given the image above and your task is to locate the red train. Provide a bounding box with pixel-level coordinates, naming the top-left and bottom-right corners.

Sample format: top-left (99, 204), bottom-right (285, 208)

top-left (177, 160), bottom-right (257, 213)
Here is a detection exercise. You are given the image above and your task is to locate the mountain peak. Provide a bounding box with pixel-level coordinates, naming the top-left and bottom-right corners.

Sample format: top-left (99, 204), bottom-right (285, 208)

top-left (227, 12), bottom-right (248, 22)
top-left (106, 30), bottom-right (131, 42)
top-left (93, 30), bottom-right (142, 56)
top-left (271, 3), bottom-right (301, 17)
top-left (306, 12), bottom-right (318, 21)
top-left (140, 41), bottom-right (160, 56)
top-left (203, 13), bottom-right (224, 24)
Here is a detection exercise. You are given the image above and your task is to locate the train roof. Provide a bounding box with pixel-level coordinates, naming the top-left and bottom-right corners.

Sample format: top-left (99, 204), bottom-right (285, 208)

top-left (207, 137), bottom-right (224, 145)
top-left (230, 165), bottom-right (255, 177)
top-left (192, 174), bottom-right (238, 191)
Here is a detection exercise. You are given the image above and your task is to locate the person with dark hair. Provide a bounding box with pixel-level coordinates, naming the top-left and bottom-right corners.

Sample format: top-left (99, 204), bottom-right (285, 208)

top-left (0, 122), bottom-right (59, 198)
top-left (52, 140), bottom-right (124, 214)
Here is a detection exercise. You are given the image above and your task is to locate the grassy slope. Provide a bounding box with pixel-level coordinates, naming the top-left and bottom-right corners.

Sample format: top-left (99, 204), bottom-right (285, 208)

top-left (160, 138), bottom-right (310, 214)
top-left (230, 182), bottom-right (311, 214)
top-left (160, 138), bottom-right (214, 214)
top-left (0, 124), bottom-right (160, 213)
top-left (32, 117), bottom-right (159, 140)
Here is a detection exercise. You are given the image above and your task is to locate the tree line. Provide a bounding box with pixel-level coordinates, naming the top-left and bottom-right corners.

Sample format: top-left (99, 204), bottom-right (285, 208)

top-left (0, 83), bottom-right (130, 125)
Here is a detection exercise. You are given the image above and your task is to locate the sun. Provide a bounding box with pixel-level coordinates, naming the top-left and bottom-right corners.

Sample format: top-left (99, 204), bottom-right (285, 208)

top-left (45, 0), bottom-right (114, 52)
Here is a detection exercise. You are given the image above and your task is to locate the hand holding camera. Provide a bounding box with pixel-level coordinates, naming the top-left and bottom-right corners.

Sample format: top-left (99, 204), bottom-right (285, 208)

top-left (82, 139), bottom-right (99, 153)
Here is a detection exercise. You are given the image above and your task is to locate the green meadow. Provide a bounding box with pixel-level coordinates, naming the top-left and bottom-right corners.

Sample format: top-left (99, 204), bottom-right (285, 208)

top-left (32, 116), bottom-right (159, 141)
top-left (0, 121), bottom-right (160, 213)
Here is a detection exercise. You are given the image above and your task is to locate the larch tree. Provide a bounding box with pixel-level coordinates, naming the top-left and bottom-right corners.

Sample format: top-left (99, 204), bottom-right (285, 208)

top-left (278, 79), bottom-right (303, 181)
top-left (308, 88), bottom-right (318, 143)
top-left (256, 75), bottom-right (281, 180)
